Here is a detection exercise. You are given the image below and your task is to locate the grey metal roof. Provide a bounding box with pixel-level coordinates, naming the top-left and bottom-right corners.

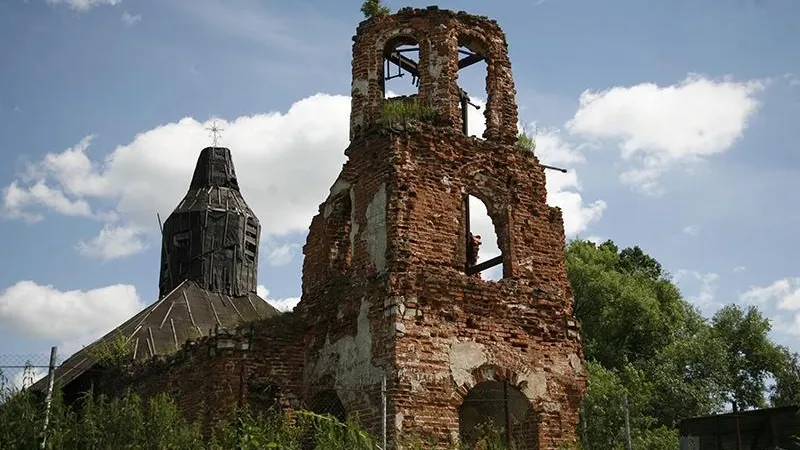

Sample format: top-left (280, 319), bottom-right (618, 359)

top-left (31, 280), bottom-right (279, 391)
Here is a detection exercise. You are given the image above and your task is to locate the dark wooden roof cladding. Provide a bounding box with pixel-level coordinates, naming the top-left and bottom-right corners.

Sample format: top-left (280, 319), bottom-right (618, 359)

top-left (159, 146), bottom-right (261, 298)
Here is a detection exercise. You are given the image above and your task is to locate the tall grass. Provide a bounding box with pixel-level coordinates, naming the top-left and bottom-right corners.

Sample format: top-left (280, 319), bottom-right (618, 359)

top-left (0, 379), bottom-right (521, 449)
top-left (381, 97), bottom-right (440, 128)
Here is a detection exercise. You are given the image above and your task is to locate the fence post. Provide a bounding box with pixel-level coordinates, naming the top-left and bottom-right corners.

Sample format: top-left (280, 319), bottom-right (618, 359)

top-left (580, 402), bottom-right (589, 450)
top-left (40, 346), bottom-right (57, 450)
top-left (381, 374), bottom-right (387, 450)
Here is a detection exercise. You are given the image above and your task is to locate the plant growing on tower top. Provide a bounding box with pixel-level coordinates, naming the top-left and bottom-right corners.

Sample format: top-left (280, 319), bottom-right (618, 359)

top-left (361, 0), bottom-right (391, 18)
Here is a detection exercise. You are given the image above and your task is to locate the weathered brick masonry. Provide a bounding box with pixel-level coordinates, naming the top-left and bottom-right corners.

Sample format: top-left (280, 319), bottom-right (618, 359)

top-left (91, 6), bottom-right (586, 450)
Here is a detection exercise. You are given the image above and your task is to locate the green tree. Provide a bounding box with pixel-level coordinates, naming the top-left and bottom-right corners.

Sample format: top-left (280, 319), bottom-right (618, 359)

top-left (771, 350), bottom-right (800, 407)
top-left (566, 239), bottom-right (690, 368)
top-left (710, 303), bottom-right (790, 410)
top-left (566, 239), bottom-right (800, 449)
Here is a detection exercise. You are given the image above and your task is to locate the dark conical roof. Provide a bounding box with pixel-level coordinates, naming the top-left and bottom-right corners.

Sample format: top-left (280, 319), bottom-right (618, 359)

top-left (158, 146), bottom-right (260, 298)
top-left (189, 147), bottom-right (240, 191)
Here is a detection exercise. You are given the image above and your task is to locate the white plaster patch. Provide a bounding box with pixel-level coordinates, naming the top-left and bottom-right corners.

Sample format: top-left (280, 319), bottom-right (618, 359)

top-left (541, 402), bottom-right (560, 413)
top-left (569, 353), bottom-right (583, 375)
top-left (352, 79), bottom-right (369, 97)
top-left (521, 371), bottom-right (548, 400)
top-left (309, 298), bottom-right (383, 395)
top-left (395, 412), bottom-right (404, 433)
top-left (448, 340), bottom-right (487, 387)
top-left (363, 182), bottom-right (388, 273)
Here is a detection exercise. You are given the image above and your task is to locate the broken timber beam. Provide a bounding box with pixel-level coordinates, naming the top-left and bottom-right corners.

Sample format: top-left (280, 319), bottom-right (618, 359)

top-left (466, 255), bottom-right (503, 275)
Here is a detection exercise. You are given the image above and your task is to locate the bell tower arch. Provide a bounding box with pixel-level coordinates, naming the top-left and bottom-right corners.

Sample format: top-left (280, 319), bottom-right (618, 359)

top-left (348, 6), bottom-right (519, 145)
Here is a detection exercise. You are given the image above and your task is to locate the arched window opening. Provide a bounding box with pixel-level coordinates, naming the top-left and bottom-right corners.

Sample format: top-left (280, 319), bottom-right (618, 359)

top-left (309, 390), bottom-right (347, 422)
top-left (459, 381), bottom-right (538, 450)
top-left (457, 36), bottom-right (488, 138)
top-left (465, 195), bottom-right (504, 281)
top-left (381, 36), bottom-right (420, 99)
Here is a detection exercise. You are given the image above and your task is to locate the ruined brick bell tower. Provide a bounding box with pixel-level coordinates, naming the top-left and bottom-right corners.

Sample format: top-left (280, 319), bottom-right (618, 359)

top-left (297, 7), bottom-right (586, 449)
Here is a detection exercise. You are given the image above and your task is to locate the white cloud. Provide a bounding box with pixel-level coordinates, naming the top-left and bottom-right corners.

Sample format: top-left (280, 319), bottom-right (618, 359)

top-left (3, 181), bottom-right (95, 222)
top-left (46, 0), bottom-right (120, 12)
top-left (4, 94), bottom-right (352, 259)
top-left (682, 225), bottom-right (700, 236)
top-left (733, 266), bottom-right (746, 273)
top-left (566, 74), bottom-right (766, 194)
top-left (5, 92), bottom-right (604, 261)
top-left (741, 278), bottom-right (800, 311)
top-left (675, 270), bottom-right (720, 310)
top-left (256, 285), bottom-right (300, 312)
top-left (741, 278), bottom-right (800, 339)
top-left (76, 224), bottom-right (147, 260)
top-left (121, 11), bottom-right (141, 26)
top-left (546, 168), bottom-right (607, 237)
top-left (0, 281), bottom-right (144, 343)
top-left (516, 126), bottom-right (606, 237)
top-left (784, 73), bottom-right (800, 88)
top-left (585, 235), bottom-right (605, 245)
top-left (261, 240), bottom-right (300, 267)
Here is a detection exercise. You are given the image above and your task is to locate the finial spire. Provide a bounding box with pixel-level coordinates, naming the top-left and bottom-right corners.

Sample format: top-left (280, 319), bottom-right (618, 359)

top-left (205, 120), bottom-right (224, 147)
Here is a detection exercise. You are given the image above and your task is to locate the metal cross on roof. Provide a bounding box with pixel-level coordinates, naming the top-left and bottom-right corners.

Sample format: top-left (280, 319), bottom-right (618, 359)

top-left (205, 120), bottom-right (224, 147)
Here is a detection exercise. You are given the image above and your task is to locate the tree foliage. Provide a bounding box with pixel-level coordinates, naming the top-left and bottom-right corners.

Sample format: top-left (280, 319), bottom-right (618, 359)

top-left (360, 0), bottom-right (390, 18)
top-left (567, 239), bottom-right (799, 449)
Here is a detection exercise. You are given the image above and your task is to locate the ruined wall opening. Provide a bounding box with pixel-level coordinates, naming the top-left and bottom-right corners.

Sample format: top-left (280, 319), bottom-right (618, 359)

top-left (465, 195), bottom-right (505, 281)
top-left (459, 381), bottom-right (538, 450)
top-left (381, 36), bottom-right (420, 99)
top-left (308, 389), bottom-right (347, 422)
top-left (457, 35), bottom-right (489, 138)
top-left (325, 193), bottom-right (353, 271)
top-left (247, 383), bottom-right (281, 416)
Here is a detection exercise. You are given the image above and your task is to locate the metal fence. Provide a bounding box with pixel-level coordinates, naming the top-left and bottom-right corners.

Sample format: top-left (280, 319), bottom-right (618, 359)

top-left (0, 352), bottom-right (59, 392)
top-left (1, 348), bottom-right (60, 449)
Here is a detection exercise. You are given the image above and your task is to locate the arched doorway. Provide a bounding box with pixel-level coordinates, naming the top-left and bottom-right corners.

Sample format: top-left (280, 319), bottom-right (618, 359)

top-left (459, 381), bottom-right (538, 449)
top-left (309, 389), bottom-right (347, 422)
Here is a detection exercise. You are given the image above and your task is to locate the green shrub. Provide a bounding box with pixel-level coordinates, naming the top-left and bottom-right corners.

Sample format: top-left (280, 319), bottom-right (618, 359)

top-left (361, 0), bottom-right (390, 18)
top-left (85, 332), bottom-right (134, 368)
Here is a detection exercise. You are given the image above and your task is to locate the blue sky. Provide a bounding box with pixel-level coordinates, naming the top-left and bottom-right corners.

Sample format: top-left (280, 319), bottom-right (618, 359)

top-left (0, 0), bottom-right (798, 369)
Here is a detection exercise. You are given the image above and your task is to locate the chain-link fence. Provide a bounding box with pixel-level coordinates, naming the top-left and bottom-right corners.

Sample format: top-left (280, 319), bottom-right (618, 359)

top-left (0, 352), bottom-right (59, 393)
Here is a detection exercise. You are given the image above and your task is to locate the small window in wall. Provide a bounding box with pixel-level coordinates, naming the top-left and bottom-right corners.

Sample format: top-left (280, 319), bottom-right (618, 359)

top-left (465, 195), bottom-right (504, 281)
top-left (172, 231), bottom-right (190, 248)
top-left (456, 36), bottom-right (488, 138)
top-left (381, 36), bottom-right (420, 99)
